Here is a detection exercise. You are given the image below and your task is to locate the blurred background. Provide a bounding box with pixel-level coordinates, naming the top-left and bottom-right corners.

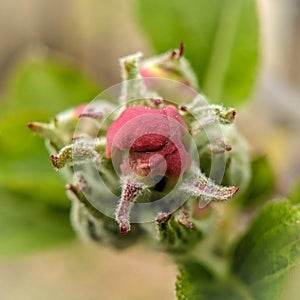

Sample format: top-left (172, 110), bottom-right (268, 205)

top-left (0, 0), bottom-right (299, 299)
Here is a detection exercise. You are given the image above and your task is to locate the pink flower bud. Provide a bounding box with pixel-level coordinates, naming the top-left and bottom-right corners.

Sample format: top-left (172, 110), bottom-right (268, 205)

top-left (74, 104), bottom-right (88, 117)
top-left (106, 105), bottom-right (191, 179)
top-left (139, 44), bottom-right (199, 90)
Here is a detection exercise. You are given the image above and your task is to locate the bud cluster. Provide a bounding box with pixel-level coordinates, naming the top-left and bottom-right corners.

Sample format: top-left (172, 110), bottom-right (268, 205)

top-left (29, 45), bottom-right (250, 252)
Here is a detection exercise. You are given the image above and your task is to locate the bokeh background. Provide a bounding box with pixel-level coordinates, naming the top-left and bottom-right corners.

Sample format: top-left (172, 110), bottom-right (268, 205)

top-left (0, 0), bottom-right (299, 299)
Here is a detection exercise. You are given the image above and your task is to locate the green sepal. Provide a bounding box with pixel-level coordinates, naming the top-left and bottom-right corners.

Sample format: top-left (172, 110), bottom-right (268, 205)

top-left (156, 212), bottom-right (203, 254)
top-left (66, 183), bottom-right (144, 249)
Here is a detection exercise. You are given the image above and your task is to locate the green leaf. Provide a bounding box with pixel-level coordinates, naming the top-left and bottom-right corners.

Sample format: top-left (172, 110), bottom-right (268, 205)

top-left (0, 54), bottom-right (101, 174)
top-left (176, 259), bottom-right (253, 300)
top-left (176, 259), bottom-right (213, 300)
top-left (0, 54), bottom-right (101, 257)
top-left (136, 0), bottom-right (258, 106)
top-left (231, 200), bottom-right (300, 300)
top-left (3, 55), bottom-right (99, 116)
top-left (289, 180), bottom-right (300, 205)
top-left (0, 54), bottom-right (101, 200)
top-left (0, 189), bottom-right (74, 258)
top-left (0, 172), bottom-right (69, 208)
top-left (236, 156), bottom-right (276, 207)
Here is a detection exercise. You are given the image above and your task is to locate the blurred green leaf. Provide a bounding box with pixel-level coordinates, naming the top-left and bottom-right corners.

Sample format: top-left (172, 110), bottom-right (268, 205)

top-left (0, 54), bottom-right (101, 189)
top-left (0, 54), bottom-right (100, 166)
top-left (3, 55), bottom-right (99, 116)
top-left (236, 156), bottom-right (276, 207)
top-left (0, 110), bottom-right (49, 161)
top-left (176, 259), bottom-right (253, 300)
top-left (136, 0), bottom-right (258, 106)
top-left (0, 172), bottom-right (69, 208)
top-left (231, 200), bottom-right (300, 300)
top-left (0, 189), bottom-right (74, 258)
top-left (0, 54), bottom-right (101, 256)
top-left (289, 180), bottom-right (300, 205)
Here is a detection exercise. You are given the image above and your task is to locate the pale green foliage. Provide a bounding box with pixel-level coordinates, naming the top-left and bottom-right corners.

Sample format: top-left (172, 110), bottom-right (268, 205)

top-left (0, 55), bottom-right (99, 257)
top-left (137, 0), bottom-right (258, 105)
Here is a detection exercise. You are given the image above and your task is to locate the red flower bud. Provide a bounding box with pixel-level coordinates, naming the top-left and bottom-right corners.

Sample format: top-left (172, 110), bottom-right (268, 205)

top-left (106, 105), bottom-right (191, 179)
